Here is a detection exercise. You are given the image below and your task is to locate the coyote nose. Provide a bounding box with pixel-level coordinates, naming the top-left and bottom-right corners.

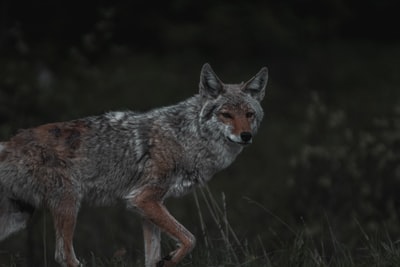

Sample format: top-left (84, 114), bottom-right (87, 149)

top-left (240, 132), bottom-right (252, 142)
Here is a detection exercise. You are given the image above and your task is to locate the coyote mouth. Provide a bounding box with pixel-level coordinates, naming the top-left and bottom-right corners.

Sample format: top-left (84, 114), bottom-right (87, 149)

top-left (226, 136), bottom-right (251, 146)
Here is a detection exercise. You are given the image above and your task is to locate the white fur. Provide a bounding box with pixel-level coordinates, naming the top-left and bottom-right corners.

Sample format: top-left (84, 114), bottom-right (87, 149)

top-left (107, 111), bottom-right (125, 122)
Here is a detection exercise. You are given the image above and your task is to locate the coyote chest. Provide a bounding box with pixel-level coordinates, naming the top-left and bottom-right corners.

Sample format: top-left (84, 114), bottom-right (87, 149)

top-left (166, 142), bottom-right (242, 197)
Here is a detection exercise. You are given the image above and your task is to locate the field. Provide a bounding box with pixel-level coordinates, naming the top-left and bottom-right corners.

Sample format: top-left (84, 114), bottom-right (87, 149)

top-left (1, 2), bottom-right (400, 266)
top-left (2, 185), bottom-right (400, 266)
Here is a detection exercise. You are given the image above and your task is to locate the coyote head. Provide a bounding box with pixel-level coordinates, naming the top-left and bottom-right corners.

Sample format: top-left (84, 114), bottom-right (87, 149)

top-left (199, 63), bottom-right (268, 146)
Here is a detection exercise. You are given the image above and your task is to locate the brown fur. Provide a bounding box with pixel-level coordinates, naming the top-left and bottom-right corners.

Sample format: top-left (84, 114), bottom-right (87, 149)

top-left (0, 63), bottom-right (268, 267)
top-left (132, 187), bottom-right (195, 267)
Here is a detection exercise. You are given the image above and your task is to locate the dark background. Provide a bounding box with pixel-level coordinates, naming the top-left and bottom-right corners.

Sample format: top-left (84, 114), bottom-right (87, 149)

top-left (1, 0), bottom-right (400, 266)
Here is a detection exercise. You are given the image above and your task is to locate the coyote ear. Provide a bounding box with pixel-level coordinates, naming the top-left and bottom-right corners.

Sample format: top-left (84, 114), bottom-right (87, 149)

top-left (242, 67), bottom-right (268, 101)
top-left (199, 63), bottom-right (224, 99)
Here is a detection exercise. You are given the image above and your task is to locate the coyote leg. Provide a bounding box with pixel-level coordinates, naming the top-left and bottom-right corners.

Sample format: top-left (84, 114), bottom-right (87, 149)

top-left (50, 202), bottom-right (80, 267)
top-left (132, 187), bottom-right (196, 267)
top-left (142, 218), bottom-right (161, 267)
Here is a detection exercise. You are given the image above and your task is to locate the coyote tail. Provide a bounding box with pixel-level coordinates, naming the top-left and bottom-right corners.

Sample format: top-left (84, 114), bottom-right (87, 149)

top-left (0, 188), bottom-right (34, 241)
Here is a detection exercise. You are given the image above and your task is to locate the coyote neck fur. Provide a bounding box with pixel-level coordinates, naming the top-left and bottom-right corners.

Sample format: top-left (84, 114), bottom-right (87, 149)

top-left (98, 94), bottom-right (243, 199)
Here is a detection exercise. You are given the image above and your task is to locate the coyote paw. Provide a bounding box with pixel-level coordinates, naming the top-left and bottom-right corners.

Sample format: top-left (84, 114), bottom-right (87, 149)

top-left (156, 254), bottom-right (172, 267)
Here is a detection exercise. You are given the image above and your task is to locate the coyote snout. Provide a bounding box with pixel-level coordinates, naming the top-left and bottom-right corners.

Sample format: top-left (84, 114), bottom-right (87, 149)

top-left (217, 106), bottom-right (256, 145)
top-left (228, 131), bottom-right (253, 145)
top-left (240, 132), bottom-right (252, 142)
top-left (0, 63), bottom-right (268, 267)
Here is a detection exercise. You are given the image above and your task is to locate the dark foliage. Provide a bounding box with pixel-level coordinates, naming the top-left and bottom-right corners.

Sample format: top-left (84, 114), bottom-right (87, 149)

top-left (1, 1), bottom-right (400, 266)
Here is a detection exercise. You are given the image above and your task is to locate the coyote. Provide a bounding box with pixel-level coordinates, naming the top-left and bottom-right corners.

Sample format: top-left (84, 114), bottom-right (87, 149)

top-left (0, 63), bottom-right (268, 267)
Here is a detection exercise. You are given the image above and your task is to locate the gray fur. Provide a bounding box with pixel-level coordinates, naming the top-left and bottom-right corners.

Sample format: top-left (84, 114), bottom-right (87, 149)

top-left (0, 192), bottom-right (30, 240)
top-left (0, 63), bottom-right (268, 266)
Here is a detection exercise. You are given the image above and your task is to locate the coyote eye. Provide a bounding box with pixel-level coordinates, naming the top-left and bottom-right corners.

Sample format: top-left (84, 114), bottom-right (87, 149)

top-left (220, 112), bottom-right (233, 119)
top-left (246, 112), bottom-right (255, 118)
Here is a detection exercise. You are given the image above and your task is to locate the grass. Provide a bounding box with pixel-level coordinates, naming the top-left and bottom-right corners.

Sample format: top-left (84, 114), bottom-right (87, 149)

top-left (2, 187), bottom-right (400, 267)
top-left (180, 186), bottom-right (400, 267)
top-left (78, 223), bottom-right (400, 267)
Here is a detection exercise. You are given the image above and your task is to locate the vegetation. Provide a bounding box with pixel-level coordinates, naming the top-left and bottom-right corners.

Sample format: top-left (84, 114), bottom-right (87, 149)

top-left (1, 1), bottom-right (400, 266)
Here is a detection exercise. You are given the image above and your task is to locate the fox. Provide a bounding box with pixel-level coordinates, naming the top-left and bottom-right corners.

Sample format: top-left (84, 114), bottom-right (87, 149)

top-left (0, 63), bottom-right (268, 267)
